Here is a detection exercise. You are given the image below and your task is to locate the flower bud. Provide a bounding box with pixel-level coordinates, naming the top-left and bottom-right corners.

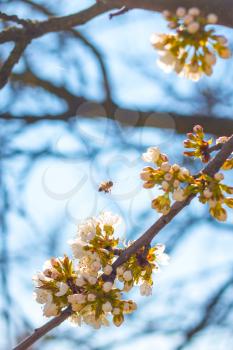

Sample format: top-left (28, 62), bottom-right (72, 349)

top-left (103, 265), bottom-right (113, 275)
top-left (214, 173), bottom-right (224, 181)
top-left (193, 125), bottom-right (203, 133)
top-left (87, 293), bottom-right (96, 302)
top-left (102, 301), bottom-right (112, 312)
top-left (188, 7), bottom-right (200, 16)
top-left (176, 7), bottom-right (186, 18)
top-left (207, 14), bottom-right (218, 24)
top-left (113, 314), bottom-right (124, 327)
top-left (172, 164), bottom-right (180, 172)
top-left (162, 10), bottom-right (171, 19)
top-left (187, 22), bottom-right (200, 34)
top-left (88, 276), bottom-right (97, 285)
top-left (161, 162), bottom-right (171, 172)
top-left (103, 282), bottom-right (113, 292)
top-left (203, 189), bottom-right (212, 199)
top-left (184, 15), bottom-right (194, 25)
top-left (162, 181), bottom-right (169, 191)
top-left (218, 47), bottom-right (231, 59)
top-left (123, 270), bottom-right (133, 281)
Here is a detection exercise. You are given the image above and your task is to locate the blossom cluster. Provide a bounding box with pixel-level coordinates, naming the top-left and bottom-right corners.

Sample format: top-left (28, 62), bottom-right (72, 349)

top-left (117, 244), bottom-right (169, 295)
top-left (141, 147), bottom-right (193, 214)
top-left (195, 173), bottom-right (233, 221)
top-left (183, 124), bottom-right (213, 162)
top-left (33, 212), bottom-right (169, 328)
top-left (151, 7), bottom-right (231, 80)
top-left (141, 125), bottom-right (233, 221)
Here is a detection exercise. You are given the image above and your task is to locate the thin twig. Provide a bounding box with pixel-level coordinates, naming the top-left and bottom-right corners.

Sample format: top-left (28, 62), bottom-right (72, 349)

top-left (0, 39), bottom-right (29, 89)
top-left (109, 6), bottom-right (130, 19)
top-left (13, 307), bottom-right (72, 350)
top-left (0, 11), bottom-right (29, 26)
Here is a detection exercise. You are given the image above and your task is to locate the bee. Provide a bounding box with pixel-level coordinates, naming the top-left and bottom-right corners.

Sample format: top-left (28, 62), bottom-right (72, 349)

top-left (98, 181), bottom-right (113, 193)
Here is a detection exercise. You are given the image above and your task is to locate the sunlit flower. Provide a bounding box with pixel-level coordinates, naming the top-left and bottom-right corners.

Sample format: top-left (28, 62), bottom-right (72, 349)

top-left (142, 147), bottom-right (161, 163)
top-left (55, 282), bottom-right (69, 297)
top-left (98, 211), bottom-right (121, 229)
top-left (43, 302), bottom-right (59, 317)
top-left (34, 289), bottom-right (52, 304)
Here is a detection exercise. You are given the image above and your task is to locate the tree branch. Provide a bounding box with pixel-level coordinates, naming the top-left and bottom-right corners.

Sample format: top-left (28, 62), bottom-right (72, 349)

top-left (111, 134), bottom-right (233, 271)
top-left (108, 0), bottom-right (233, 28)
top-left (13, 133), bottom-right (233, 350)
top-left (0, 11), bottom-right (29, 26)
top-left (0, 40), bottom-right (30, 89)
top-left (1, 71), bottom-right (232, 136)
top-left (13, 306), bottom-right (72, 350)
top-left (1, 0), bottom-right (233, 46)
top-left (0, 3), bottom-right (110, 44)
top-left (2, 108), bottom-right (233, 138)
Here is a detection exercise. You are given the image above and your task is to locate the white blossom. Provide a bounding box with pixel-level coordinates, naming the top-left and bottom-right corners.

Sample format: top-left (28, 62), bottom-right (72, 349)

top-left (43, 259), bottom-right (53, 271)
top-left (87, 293), bottom-right (96, 302)
top-left (150, 33), bottom-right (167, 50)
top-left (173, 180), bottom-right (180, 188)
top-left (103, 282), bottom-right (113, 293)
top-left (68, 293), bottom-right (86, 304)
top-left (34, 289), bottom-right (52, 304)
top-left (123, 270), bottom-right (133, 281)
top-left (102, 301), bottom-right (112, 312)
top-left (188, 7), bottom-right (200, 16)
top-left (179, 167), bottom-right (190, 177)
top-left (76, 276), bottom-right (85, 287)
top-left (103, 265), bottom-right (113, 275)
top-left (176, 7), bottom-right (186, 18)
top-left (68, 239), bottom-right (85, 259)
top-left (98, 211), bottom-right (121, 229)
top-left (173, 188), bottom-right (186, 201)
top-left (155, 244), bottom-right (170, 266)
top-left (69, 314), bottom-right (82, 326)
top-left (207, 14), bottom-right (218, 24)
top-left (162, 181), bottom-right (169, 191)
top-left (203, 189), bottom-right (213, 199)
top-left (184, 14), bottom-right (194, 25)
top-left (116, 266), bottom-right (125, 276)
top-left (157, 51), bottom-right (177, 73)
top-left (142, 147), bottom-right (161, 163)
top-left (32, 272), bottom-right (52, 287)
top-left (55, 282), bottom-right (69, 297)
top-left (77, 218), bottom-right (97, 242)
top-left (161, 162), bottom-right (171, 172)
top-left (43, 302), bottom-right (59, 317)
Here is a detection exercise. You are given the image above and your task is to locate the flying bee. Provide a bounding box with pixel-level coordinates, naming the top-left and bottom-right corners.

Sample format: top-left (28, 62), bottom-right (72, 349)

top-left (98, 180), bottom-right (113, 193)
